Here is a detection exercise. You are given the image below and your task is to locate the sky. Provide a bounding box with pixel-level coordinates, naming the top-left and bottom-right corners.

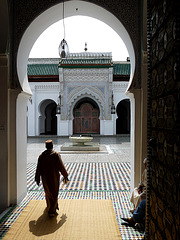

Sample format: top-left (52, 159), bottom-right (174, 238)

top-left (29, 16), bottom-right (129, 61)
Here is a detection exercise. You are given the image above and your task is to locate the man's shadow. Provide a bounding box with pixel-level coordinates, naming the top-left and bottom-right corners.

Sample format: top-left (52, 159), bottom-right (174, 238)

top-left (29, 210), bottom-right (67, 236)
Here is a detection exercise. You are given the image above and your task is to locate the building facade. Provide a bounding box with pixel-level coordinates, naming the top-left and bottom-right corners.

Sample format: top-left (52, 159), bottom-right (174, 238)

top-left (27, 53), bottom-right (130, 136)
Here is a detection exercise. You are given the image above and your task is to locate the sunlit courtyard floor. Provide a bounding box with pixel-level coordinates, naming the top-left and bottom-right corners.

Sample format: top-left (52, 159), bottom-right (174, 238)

top-left (0, 136), bottom-right (144, 239)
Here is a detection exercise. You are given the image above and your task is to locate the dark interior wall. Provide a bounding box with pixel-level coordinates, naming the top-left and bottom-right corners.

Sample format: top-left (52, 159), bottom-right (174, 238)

top-left (147, 1), bottom-right (180, 239)
top-left (0, 0), bottom-right (8, 53)
top-left (0, 0), bottom-right (9, 213)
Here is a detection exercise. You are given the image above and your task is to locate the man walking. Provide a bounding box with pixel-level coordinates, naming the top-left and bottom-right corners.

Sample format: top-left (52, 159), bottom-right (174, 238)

top-left (35, 140), bottom-right (68, 217)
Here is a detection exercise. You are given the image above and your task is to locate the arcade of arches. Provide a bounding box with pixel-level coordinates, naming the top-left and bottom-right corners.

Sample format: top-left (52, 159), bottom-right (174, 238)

top-left (0, 1), bottom-right (179, 239)
top-left (34, 96), bottom-right (130, 136)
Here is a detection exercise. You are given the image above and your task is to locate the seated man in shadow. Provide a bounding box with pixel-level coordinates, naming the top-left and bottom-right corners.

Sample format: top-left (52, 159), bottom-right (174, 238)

top-left (121, 199), bottom-right (146, 227)
top-left (121, 199), bottom-right (146, 239)
top-left (35, 140), bottom-right (69, 217)
top-left (130, 158), bottom-right (147, 213)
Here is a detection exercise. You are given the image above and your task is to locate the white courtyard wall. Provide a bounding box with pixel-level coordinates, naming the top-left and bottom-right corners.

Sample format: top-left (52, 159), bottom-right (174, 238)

top-left (113, 81), bottom-right (130, 129)
top-left (28, 82), bottom-right (59, 136)
top-left (27, 81), bottom-right (130, 136)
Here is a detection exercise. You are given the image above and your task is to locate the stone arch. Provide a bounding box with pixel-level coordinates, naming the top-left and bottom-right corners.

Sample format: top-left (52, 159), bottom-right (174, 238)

top-left (17, 0), bottom-right (135, 94)
top-left (68, 93), bottom-right (104, 121)
top-left (15, 0), bottom-right (136, 203)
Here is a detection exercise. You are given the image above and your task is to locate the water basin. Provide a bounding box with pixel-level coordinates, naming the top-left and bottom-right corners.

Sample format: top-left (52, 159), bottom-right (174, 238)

top-left (69, 136), bottom-right (93, 145)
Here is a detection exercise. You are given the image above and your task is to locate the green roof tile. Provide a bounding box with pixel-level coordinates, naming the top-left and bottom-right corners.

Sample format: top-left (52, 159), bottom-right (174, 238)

top-left (113, 63), bottom-right (130, 75)
top-left (27, 62), bottom-right (130, 76)
top-left (27, 64), bottom-right (59, 75)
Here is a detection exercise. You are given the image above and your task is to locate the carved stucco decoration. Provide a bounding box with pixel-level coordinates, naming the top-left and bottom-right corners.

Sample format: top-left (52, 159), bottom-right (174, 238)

top-left (34, 84), bottom-right (59, 90)
top-left (113, 82), bottom-right (128, 93)
top-left (59, 64), bottom-right (112, 120)
top-left (62, 86), bottom-right (106, 121)
top-left (67, 86), bottom-right (105, 103)
top-left (63, 68), bottom-right (110, 82)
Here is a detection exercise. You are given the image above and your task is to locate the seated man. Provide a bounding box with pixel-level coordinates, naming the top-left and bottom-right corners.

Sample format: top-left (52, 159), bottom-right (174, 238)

top-left (130, 158), bottom-right (147, 212)
top-left (121, 199), bottom-right (146, 227)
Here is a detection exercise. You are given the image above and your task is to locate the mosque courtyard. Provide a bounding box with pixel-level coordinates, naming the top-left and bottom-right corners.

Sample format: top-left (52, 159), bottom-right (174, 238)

top-left (0, 136), bottom-right (144, 239)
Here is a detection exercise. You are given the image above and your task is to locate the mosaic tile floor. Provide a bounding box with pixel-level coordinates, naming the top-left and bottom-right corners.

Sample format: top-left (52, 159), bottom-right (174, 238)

top-left (0, 137), bottom-right (144, 239)
top-left (27, 162), bottom-right (131, 191)
top-left (0, 162), bottom-right (144, 239)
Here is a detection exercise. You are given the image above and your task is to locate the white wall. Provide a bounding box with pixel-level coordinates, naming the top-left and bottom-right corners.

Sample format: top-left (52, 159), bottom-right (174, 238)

top-left (28, 82), bottom-right (59, 136)
top-left (59, 121), bottom-right (69, 136)
top-left (113, 82), bottom-right (129, 107)
top-left (100, 119), bottom-right (114, 135)
top-left (16, 92), bottom-right (30, 203)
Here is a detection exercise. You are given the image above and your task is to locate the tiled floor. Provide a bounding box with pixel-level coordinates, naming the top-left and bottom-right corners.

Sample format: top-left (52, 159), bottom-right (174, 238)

top-left (0, 136), bottom-right (144, 239)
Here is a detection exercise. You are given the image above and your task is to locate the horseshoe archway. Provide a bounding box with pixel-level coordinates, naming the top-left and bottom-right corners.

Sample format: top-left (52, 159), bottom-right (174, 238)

top-left (73, 100), bottom-right (100, 134)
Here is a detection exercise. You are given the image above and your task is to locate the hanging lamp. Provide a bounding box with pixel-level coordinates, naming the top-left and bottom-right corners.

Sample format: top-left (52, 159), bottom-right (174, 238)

top-left (111, 93), bottom-right (116, 114)
top-left (58, 0), bottom-right (69, 58)
top-left (56, 93), bottom-right (61, 114)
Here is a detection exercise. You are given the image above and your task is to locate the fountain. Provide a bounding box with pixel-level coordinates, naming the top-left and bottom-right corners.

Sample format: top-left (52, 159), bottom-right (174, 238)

top-left (69, 135), bottom-right (93, 145)
top-left (61, 135), bottom-right (100, 151)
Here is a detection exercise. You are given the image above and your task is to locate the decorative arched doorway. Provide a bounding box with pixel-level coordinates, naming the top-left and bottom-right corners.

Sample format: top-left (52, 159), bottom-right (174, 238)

top-left (73, 99), bottom-right (100, 134)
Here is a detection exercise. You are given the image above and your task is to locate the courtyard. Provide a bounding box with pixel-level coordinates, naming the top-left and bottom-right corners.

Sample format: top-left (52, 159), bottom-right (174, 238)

top-left (0, 136), bottom-right (144, 239)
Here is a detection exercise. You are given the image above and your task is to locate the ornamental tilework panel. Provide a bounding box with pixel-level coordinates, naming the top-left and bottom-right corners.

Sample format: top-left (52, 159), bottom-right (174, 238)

top-left (147, 0), bottom-right (180, 239)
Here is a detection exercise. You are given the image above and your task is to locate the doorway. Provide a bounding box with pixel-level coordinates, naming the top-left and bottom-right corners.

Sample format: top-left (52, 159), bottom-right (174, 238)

top-left (116, 99), bottom-right (130, 134)
top-left (45, 102), bottom-right (57, 135)
top-left (73, 98), bottom-right (100, 134)
top-left (39, 99), bottom-right (57, 135)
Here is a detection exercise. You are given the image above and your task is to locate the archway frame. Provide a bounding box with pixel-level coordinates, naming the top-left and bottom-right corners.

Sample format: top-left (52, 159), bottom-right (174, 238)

top-left (17, 0), bottom-right (135, 94)
top-left (15, 0), bottom-right (138, 204)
